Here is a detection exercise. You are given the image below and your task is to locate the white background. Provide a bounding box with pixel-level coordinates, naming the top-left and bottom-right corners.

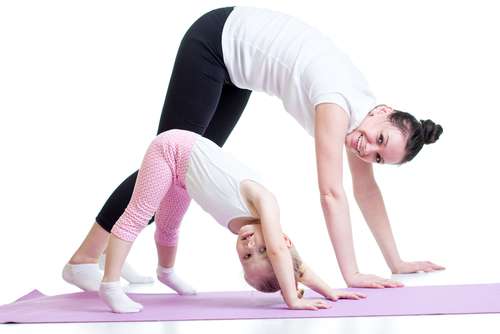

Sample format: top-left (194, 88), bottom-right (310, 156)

top-left (1, 0), bottom-right (499, 331)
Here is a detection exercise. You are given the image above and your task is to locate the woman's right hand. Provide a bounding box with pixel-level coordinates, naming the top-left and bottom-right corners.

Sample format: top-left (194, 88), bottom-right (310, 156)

top-left (287, 298), bottom-right (331, 311)
top-left (347, 272), bottom-right (403, 288)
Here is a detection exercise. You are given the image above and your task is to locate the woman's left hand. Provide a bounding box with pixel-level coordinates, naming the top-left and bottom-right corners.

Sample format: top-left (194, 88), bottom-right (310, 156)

top-left (324, 290), bottom-right (367, 302)
top-left (392, 261), bottom-right (445, 274)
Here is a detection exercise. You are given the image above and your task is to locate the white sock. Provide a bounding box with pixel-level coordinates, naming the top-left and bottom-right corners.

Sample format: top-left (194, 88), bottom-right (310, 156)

top-left (157, 265), bottom-right (196, 295)
top-left (62, 263), bottom-right (102, 291)
top-left (99, 281), bottom-right (143, 313)
top-left (99, 255), bottom-right (154, 284)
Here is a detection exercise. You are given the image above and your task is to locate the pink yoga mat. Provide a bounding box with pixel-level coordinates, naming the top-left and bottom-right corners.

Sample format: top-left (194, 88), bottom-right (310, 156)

top-left (1, 284), bottom-right (499, 323)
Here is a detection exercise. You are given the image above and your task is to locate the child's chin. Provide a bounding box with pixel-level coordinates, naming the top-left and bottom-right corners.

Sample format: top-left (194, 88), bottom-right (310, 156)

top-left (239, 224), bottom-right (255, 234)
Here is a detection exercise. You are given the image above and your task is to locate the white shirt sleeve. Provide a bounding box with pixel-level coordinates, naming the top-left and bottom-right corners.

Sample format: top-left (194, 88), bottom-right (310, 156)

top-left (311, 92), bottom-right (350, 117)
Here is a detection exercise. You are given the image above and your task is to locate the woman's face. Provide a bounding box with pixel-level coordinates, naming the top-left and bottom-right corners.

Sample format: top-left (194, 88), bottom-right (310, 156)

top-left (345, 105), bottom-right (407, 165)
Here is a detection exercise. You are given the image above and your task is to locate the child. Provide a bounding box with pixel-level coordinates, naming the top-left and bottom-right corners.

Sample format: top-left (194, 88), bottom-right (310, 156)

top-left (99, 129), bottom-right (365, 313)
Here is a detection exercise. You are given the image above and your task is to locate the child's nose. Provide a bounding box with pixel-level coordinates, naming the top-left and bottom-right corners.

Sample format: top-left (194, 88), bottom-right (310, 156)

top-left (248, 238), bottom-right (255, 248)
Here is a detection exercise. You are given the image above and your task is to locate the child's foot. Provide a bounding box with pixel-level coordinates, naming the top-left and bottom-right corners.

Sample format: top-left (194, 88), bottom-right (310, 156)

top-left (99, 281), bottom-right (143, 313)
top-left (62, 263), bottom-right (102, 291)
top-left (99, 255), bottom-right (154, 284)
top-left (157, 265), bottom-right (196, 295)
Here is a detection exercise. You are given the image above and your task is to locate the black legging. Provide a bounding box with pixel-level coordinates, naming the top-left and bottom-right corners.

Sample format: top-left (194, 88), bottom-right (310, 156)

top-left (96, 7), bottom-right (252, 232)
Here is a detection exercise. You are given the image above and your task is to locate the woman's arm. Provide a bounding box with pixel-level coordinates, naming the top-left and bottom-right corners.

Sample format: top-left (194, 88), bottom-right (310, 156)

top-left (314, 103), bottom-right (401, 288)
top-left (347, 150), bottom-right (445, 274)
top-left (314, 103), bottom-right (359, 283)
top-left (346, 151), bottom-right (402, 272)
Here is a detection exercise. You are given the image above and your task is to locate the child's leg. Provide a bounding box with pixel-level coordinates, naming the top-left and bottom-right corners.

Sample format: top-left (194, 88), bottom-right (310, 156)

top-left (99, 236), bottom-right (144, 313)
top-left (156, 244), bottom-right (195, 295)
top-left (109, 137), bottom-right (174, 243)
top-left (99, 281), bottom-right (143, 313)
top-left (154, 185), bottom-right (196, 295)
top-left (100, 135), bottom-right (176, 313)
top-left (99, 254), bottom-right (154, 284)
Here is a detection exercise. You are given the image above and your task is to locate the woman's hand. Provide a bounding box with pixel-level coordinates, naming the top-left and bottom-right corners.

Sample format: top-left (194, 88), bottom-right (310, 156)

top-left (347, 272), bottom-right (403, 288)
top-left (392, 261), bottom-right (445, 274)
top-left (323, 290), bottom-right (367, 301)
top-left (287, 298), bottom-right (331, 311)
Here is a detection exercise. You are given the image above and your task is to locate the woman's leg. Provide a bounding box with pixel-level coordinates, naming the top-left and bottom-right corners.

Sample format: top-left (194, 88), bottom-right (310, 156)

top-left (62, 223), bottom-right (109, 291)
top-left (203, 84), bottom-right (252, 146)
top-left (68, 9), bottom-right (231, 278)
top-left (95, 33), bottom-right (226, 236)
top-left (69, 223), bottom-right (109, 264)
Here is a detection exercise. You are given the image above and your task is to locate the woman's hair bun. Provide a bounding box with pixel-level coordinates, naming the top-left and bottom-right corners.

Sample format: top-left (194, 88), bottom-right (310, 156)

top-left (420, 119), bottom-right (443, 144)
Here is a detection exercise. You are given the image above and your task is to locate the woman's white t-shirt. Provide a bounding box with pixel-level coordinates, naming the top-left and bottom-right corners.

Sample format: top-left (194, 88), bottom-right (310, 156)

top-left (221, 6), bottom-right (377, 135)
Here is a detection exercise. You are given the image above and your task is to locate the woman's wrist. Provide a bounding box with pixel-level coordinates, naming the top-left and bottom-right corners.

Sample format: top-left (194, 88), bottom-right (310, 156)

top-left (388, 258), bottom-right (404, 273)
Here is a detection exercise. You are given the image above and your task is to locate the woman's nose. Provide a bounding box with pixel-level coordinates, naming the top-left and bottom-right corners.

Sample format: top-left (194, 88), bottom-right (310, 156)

top-left (364, 142), bottom-right (376, 155)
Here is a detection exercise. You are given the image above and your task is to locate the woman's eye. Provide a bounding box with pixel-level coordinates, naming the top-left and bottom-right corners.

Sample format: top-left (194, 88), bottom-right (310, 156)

top-left (378, 134), bottom-right (384, 144)
top-left (244, 254), bottom-right (251, 260)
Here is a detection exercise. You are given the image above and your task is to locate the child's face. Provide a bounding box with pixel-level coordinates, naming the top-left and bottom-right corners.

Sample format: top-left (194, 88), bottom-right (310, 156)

top-left (235, 224), bottom-right (292, 283)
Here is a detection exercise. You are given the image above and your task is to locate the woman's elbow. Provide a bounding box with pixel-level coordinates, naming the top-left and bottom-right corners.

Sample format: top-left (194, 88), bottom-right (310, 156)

top-left (352, 180), bottom-right (380, 201)
top-left (319, 189), bottom-right (345, 209)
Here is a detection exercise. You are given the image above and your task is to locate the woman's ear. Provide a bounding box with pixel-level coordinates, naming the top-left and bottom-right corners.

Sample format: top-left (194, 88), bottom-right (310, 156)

top-left (370, 104), bottom-right (394, 116)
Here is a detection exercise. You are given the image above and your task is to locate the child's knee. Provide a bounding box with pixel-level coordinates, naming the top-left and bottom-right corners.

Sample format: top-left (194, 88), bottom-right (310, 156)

top-left (154, 228), bottom-right (179, 247)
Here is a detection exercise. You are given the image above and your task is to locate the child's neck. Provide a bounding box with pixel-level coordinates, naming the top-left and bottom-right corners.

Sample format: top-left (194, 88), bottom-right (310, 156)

top-left (228, 217), bottom-right (260, 234)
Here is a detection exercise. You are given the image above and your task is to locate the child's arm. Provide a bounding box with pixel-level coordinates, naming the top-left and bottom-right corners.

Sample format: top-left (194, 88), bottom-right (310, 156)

top-left (242, 182), bottom-right (329, 311)
top-left (299, 263), bottom-right (366, 301)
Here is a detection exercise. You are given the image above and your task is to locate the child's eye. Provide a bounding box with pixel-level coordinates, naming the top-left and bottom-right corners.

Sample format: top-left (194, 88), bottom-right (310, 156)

top-left (244, 254), bottom-right (251, 260)
top-left (241, 233), bottom-right (253, 241)
top-left (376, 154), bottom-right (382, 164)
top-left (378, 134), bottom-right (384, 144)
top-left (259, 247), bottom-right (266, 254)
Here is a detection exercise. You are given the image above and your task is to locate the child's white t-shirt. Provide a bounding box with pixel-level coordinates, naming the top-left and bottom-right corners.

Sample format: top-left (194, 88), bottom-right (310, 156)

top-left (186, 135), bottom-right (261, 229)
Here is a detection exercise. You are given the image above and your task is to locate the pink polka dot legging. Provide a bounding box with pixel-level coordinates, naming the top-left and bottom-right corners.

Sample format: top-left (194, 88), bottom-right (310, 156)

top-left (111, 130), bottom-right (196, 246)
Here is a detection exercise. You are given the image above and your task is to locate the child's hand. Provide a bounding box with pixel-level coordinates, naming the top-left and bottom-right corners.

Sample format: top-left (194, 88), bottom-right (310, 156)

top-left (288, 298), bottom-right (331, 311)
top-left (347, 273), bottom-right (403, 288)
top-left (324, 290), bottom-right (366, 301)
top-left (392, 261), bottom-right (445, 274)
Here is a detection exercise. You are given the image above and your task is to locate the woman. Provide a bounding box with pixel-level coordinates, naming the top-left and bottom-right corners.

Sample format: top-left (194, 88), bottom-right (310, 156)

top-left (64, 6), bottom-right (444, 291)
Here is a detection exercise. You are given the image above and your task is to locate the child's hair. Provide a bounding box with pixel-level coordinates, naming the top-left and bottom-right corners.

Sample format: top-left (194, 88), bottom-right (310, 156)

top-left (245, 245), bottom-right (305, 298)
